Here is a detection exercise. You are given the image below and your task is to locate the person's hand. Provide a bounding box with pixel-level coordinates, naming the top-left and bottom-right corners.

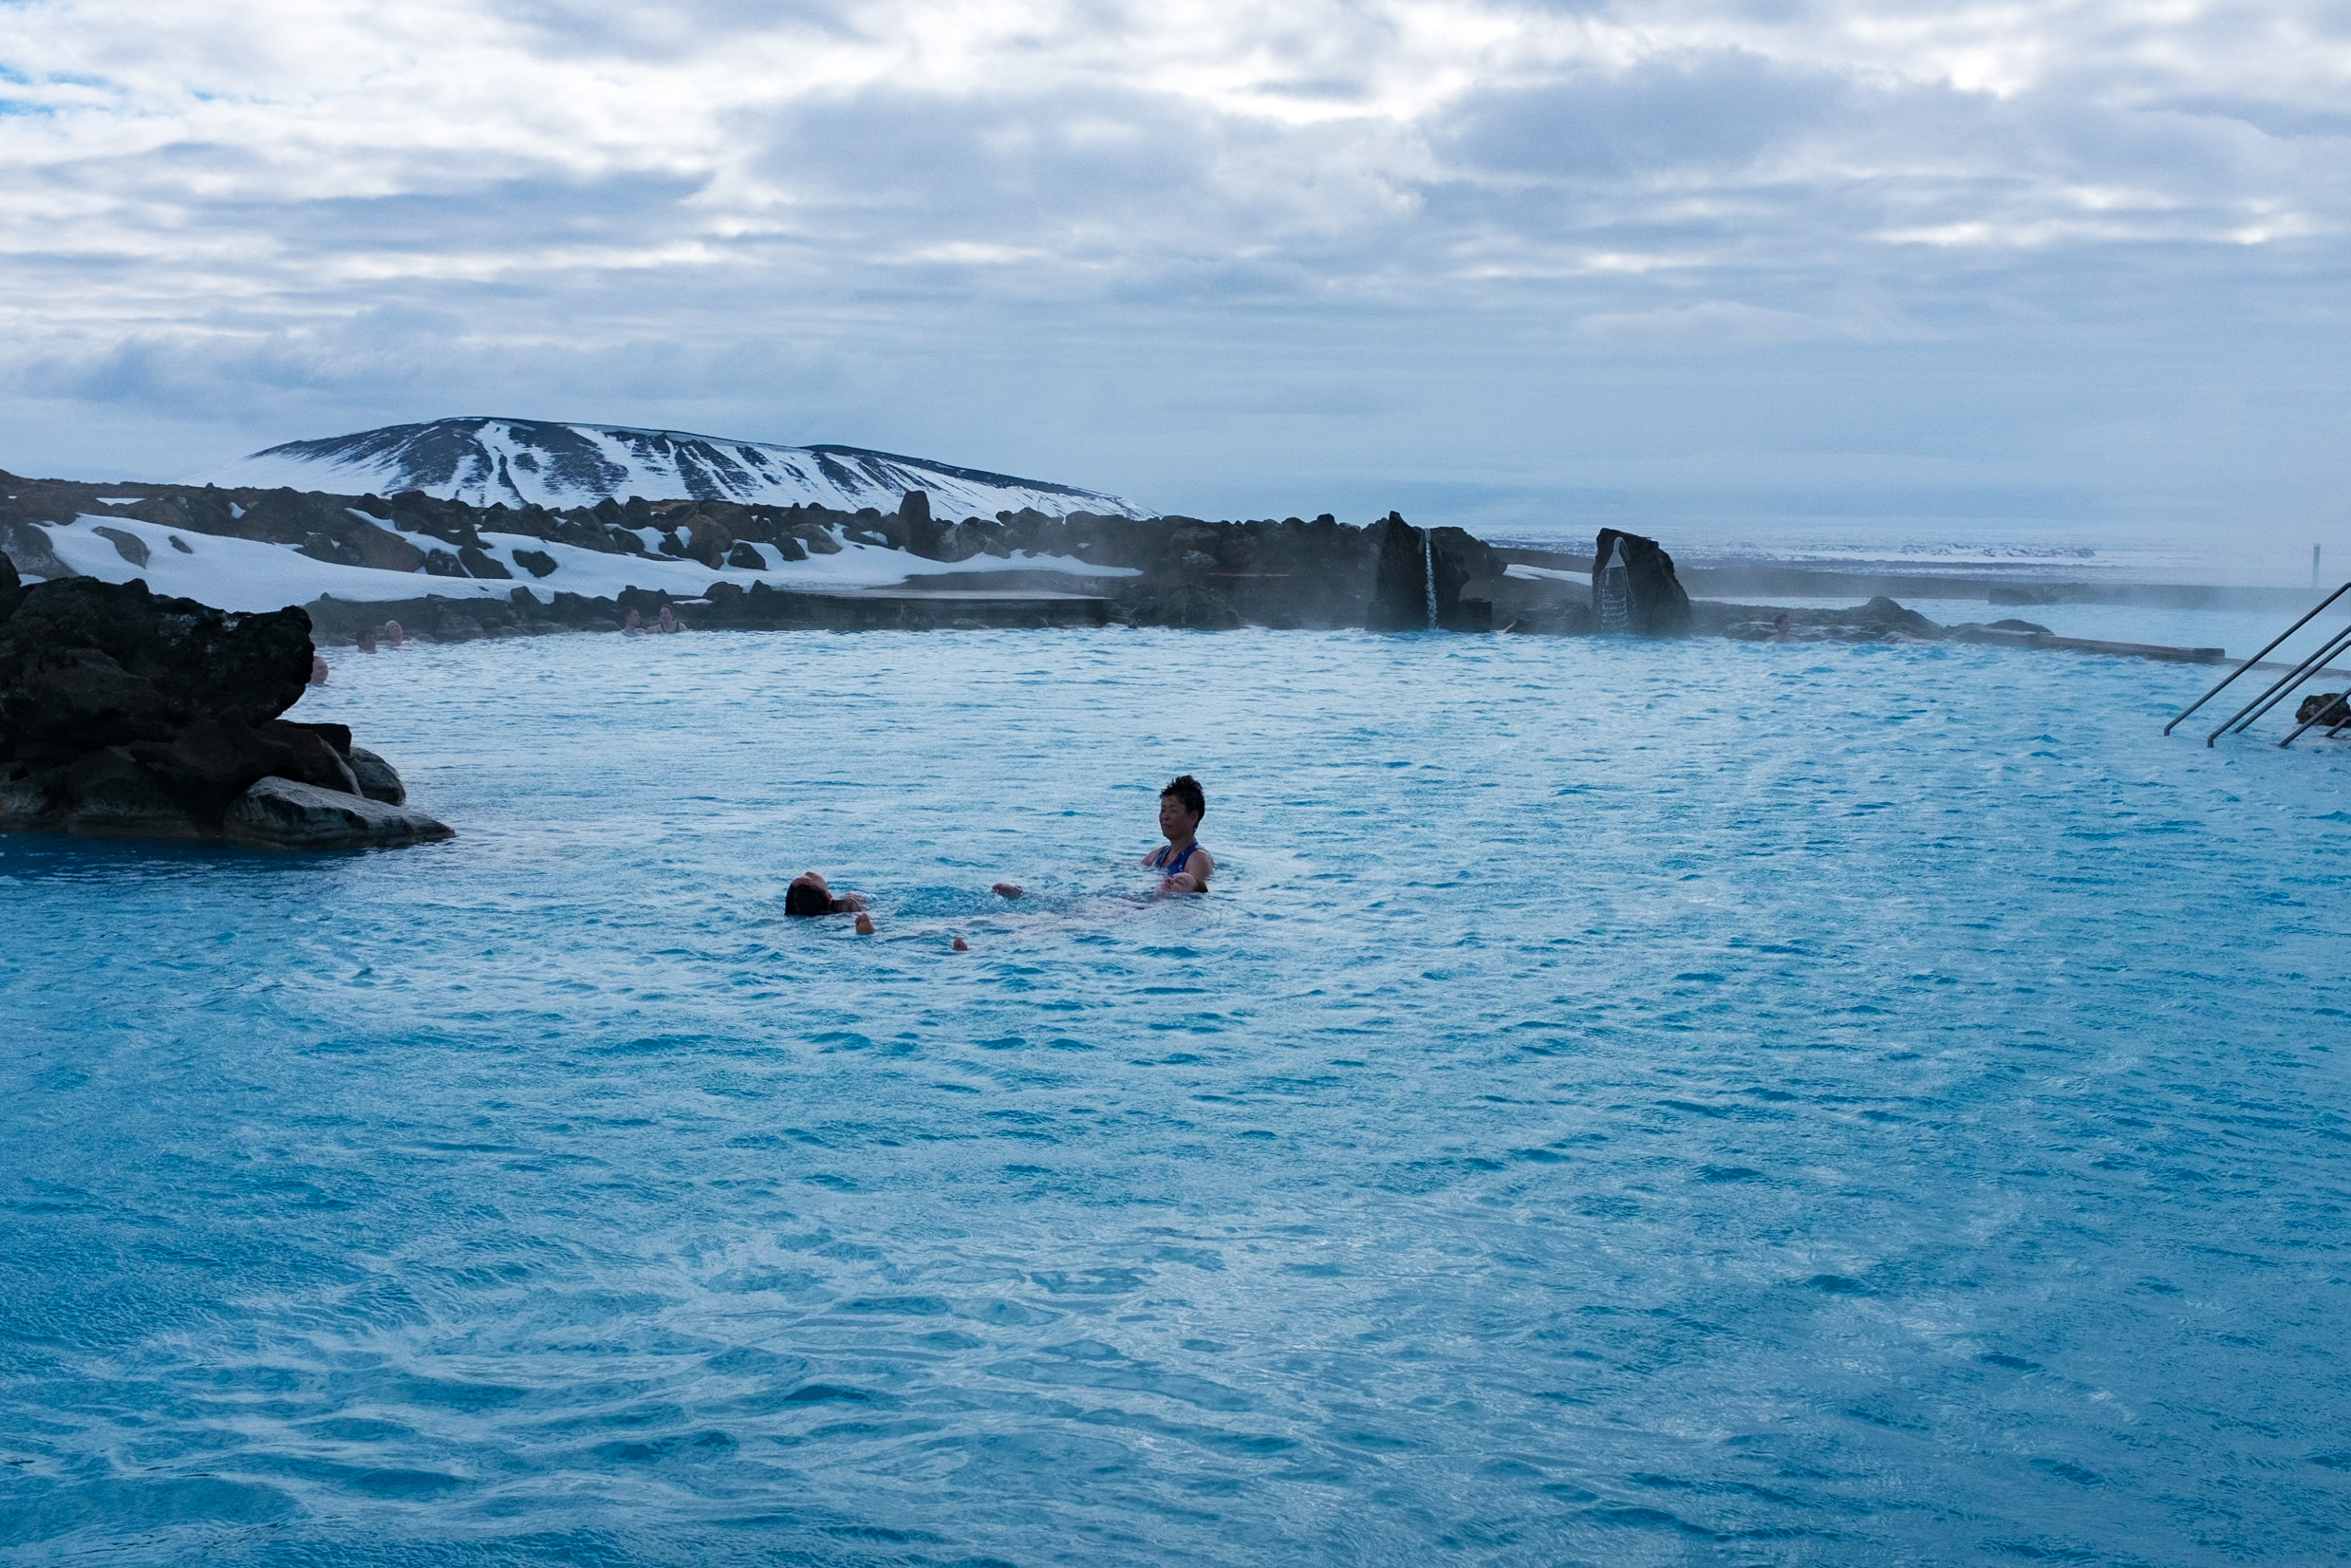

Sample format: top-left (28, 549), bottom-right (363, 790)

top-left (992, 883), bottom-right (1024, 899)
top-left (1157, 871), bottom-right (1199, 897)
top-left (838, 892), bottom-right (868, 912)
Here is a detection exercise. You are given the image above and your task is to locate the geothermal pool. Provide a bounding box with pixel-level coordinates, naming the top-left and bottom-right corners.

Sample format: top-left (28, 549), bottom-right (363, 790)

top-left (4, 628), bottom-right (2348, 1566)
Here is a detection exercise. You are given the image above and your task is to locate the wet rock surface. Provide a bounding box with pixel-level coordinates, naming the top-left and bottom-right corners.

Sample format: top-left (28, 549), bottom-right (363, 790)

top-left (1366, 513), bottom-right (1502, 632)
top-left (1590, 529), bottom-right (1694, 637)
top-left (0, 560), bottom-right (446, 847)
top-left (223, 775), bottom-right (452, 849)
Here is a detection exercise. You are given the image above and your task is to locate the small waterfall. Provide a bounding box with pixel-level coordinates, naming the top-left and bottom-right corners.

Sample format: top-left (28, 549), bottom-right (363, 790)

top-left (1422, 529), bottom-right (1439, 630)
top-left (1597, 538), bottom-right (1631, 634)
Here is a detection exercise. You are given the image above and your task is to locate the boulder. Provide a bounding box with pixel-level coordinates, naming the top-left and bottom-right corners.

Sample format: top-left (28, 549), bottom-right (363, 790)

top-left (457, 545), bottom-right (512, 580)
top-left (342, 516), bottom-right (427, 572)
top-left (91, 526), bottom-right (149, 567)
top-left (57, 746), bottom-right (203, 839)
top-left (0, 518), bottom-right (77, 583)
top-left (1115, 581), bottom-right (1242, 630)
top-left (1367, 513), bottom-right (1499, 632)
top-left (222, 776), bottom-right (452, 849)
top-left (1850, 595), bottom-right (1943, 639)
top-left (347, 747), bottom-right (406, 805)
top-left (0, 577), bottom-right (311, 745)
top-left (1590, 530), bottom-right (1693, 637)
top-left (0, 574), bottom-right (444, 847)
top-left (2296, 693), bottom-right (2348, 727)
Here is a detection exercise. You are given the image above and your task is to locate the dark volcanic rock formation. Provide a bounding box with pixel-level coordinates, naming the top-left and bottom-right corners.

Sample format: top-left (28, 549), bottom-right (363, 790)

top-left (0, 559), bottom-right (449, 847)
top-left (1590, 529), bottom-right (1693, 637)
top-left (1367, 513), bottom-right (1504, 632)
top-left (0, 464), bottom-right (1523, 637)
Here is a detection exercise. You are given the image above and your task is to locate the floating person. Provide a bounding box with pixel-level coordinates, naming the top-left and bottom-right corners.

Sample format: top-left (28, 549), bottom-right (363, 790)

top-left (1772, 612), bottom-right (1791, 644)
top-left (657, 605), bottom-right (681, 634)
top-left (785, 871), bottom-right (868, 918)
top-left (383, 619), bottom-right (405, 647)
top-left (308, 654), bottom-right (329, 686)
top-left (357, 627), bottom-right (378, 652)
top-left (622, 608), bottom-right (645, 635)
top-left (1143, 774), bottom-right (1213, 895)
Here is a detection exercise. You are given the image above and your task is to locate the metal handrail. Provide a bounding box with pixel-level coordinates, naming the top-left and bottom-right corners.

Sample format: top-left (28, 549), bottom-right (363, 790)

top-left (2167, 581), bottom-right (2351, 734)
top-left (2231, 626), bottom-right (2351, 737)
top-left (2280, 691), bottom-right (2351, 748)
top-left (2207, 621), bottom-right (2351, 745)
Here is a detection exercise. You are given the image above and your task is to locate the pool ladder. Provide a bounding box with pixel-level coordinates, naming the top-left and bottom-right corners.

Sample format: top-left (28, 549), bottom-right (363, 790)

top-left (2166, 582), bottom-right (2351, 747)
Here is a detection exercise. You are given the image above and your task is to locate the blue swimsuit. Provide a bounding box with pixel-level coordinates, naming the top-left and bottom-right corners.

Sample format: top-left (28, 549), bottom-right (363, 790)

top-left (1148, 842), bottom-right (1204, 878)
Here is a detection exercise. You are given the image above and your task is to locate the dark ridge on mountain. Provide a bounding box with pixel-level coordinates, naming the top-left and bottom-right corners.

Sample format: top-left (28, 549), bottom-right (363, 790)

top-left (195, 417), bottom-right (1154, 518)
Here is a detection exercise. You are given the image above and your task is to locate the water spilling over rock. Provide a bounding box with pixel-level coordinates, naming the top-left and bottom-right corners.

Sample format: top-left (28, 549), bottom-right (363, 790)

top-left (1589, 528), bottom-right (1693, 637)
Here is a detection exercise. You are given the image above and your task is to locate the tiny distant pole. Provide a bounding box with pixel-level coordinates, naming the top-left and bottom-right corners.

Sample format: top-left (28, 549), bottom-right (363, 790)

top-left (2318, 544), bottom-right (2323, 589)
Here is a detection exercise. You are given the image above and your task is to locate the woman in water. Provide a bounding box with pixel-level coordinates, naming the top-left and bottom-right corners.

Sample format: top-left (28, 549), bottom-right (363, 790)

top-left (786, 871), bottom-right (876, 933)
top-left (1143, 775), bottom-right (1214, 895)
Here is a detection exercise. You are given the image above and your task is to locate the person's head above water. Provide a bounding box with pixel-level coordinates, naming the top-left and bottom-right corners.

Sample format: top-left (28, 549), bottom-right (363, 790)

top-left (1158, 774), bottom-right (1204, 843)
top-left (786, 870), bottom-right (868, 917)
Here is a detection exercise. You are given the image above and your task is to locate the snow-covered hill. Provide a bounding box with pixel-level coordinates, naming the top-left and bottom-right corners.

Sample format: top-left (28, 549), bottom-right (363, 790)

top-left (194, 418), bottom-right (1155, 518)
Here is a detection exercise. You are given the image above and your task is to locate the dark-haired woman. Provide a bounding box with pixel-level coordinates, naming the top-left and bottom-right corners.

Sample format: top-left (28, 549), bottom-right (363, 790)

top-left (1143, 775), bottom-right (1214, 895)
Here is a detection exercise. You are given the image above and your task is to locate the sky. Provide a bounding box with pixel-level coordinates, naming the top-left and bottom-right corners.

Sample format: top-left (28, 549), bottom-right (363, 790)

top-left (1, 0), bottom-right (2346, 562)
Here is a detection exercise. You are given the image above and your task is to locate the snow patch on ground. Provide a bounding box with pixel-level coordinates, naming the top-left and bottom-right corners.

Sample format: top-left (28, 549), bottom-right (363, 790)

top-left (1504, 563), bottom-right (1590, 586)
top-left (35, 514), bottom-right (1137, 613)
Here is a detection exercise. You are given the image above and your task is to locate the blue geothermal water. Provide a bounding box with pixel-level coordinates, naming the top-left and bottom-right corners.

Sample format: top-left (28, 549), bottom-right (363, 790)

top-left (4, 629), bottom-right (2350, 1567)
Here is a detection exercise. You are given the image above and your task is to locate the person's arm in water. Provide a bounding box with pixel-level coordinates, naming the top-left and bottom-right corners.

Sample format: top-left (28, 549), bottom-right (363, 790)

top-left (1158, 847), bottom-right (1213, 896)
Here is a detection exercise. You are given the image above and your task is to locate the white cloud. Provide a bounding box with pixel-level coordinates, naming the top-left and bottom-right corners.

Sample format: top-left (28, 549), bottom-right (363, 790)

top-left (0, 0), bottom-right (2346, 544)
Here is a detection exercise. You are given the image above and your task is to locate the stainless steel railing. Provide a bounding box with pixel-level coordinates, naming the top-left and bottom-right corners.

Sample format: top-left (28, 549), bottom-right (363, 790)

top-left (2164, 582), bottom-right (2351, 746)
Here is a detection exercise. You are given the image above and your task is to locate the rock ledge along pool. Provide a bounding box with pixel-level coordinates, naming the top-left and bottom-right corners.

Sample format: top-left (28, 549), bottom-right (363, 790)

top-left (3, 628), bottom-right (2348, 1567)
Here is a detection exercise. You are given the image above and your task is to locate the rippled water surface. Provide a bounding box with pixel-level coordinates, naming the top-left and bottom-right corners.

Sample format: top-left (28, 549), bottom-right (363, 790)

top-left (5, 629), bottom-right (2349, 1566)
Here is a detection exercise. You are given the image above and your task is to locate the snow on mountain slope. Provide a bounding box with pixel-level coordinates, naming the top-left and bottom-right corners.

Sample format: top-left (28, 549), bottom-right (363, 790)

top-left (194, 419), bottom-right (1155, 519)
top-left (37, 513), bottom-right (1138, 613)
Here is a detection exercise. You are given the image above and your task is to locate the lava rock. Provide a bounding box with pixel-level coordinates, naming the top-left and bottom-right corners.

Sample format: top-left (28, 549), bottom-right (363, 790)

top-left (2296, 693), bottom-right (2348, 727)
top-left (91, 526), bottom-right (150, 567)
top-left (347, 746), bottom-right (406, 805)
top-left (1590, 530), bottom-right (1693, 637)
top-left (57, 746), bottom-right (201, 838)
top-left (0, 518), bottom-right (77, 583)
top-left (1851, 596), bottom-right (1943, 638)
top-left (222, 775), bottom-right (452, 849)
top-left (457, 545), bottom-right (513, 580)
top-left (0, 575), bottom-right (444, 847)
top-left (1115, 582), bottom-right (1242, 630)
top-left (0, 577), bottom-right (312, 746)
top-left (1367, 513), bottom-right (1499, 632)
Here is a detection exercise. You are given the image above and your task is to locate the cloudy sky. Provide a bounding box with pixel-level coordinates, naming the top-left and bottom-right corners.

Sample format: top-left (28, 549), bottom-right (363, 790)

top-left (2, 0), bottom-right (2345, 551)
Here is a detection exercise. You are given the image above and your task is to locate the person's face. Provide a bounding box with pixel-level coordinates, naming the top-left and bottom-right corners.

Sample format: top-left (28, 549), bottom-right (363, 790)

top-left (1159, 794), bottom-right (1200, 841)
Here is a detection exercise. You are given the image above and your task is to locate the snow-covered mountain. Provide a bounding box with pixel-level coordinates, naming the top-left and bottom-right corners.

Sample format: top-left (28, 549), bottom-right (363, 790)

top-left (194, 418), bottom-right (1155, 519)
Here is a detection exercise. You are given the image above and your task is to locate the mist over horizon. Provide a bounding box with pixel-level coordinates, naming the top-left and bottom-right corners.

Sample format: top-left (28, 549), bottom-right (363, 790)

top-left (3, 0), bottom-right (2345, 577)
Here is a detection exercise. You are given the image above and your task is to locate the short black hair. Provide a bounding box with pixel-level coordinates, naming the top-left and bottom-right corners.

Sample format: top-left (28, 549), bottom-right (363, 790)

top-left (1160, 774), bottom-right (1205, 819)
top-left (785, 881), bottom-right (832, 918)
